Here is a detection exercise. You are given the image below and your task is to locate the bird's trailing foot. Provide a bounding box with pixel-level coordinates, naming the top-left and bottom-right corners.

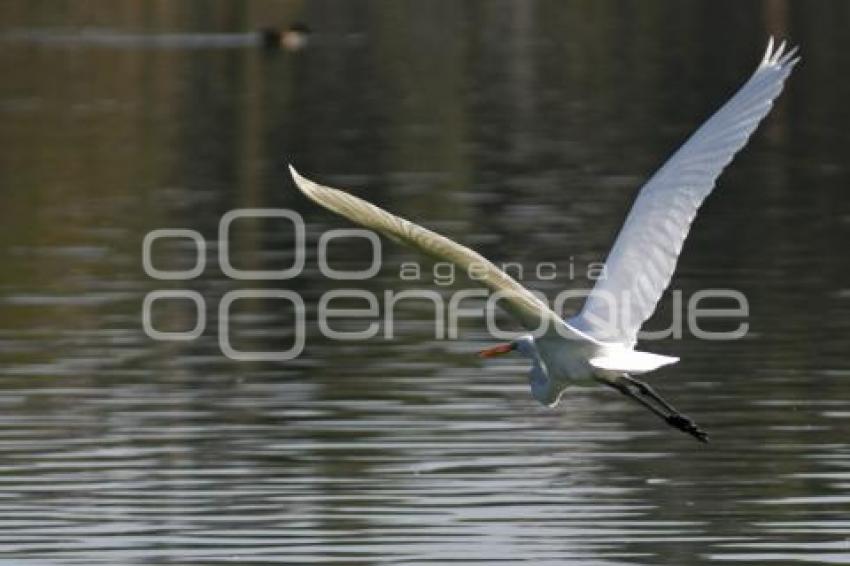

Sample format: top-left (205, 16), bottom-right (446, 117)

top-left (665, 413), bottom-right (709, 443)
top-left (624, 375), bottom-right (709, 443)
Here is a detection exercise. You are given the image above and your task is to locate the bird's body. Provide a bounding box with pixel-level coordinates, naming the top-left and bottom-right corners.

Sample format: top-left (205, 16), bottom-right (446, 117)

top-left (290, 39), bottom-right (799, 442)
top-left (525, 335), bottom-right (596, 406)
top-left (509, 333), bottom-right (678, 406)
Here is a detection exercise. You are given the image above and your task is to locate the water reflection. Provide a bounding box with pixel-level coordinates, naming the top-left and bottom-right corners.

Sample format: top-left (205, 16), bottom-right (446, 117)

top-left (0, 0), bottom-right (849, 564)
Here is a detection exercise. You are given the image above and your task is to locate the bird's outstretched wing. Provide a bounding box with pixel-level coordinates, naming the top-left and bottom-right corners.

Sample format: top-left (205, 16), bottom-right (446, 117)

top-left (572, 38), bottom-right (800, 347)
top-left (290, 166), bottom-right (597, 344)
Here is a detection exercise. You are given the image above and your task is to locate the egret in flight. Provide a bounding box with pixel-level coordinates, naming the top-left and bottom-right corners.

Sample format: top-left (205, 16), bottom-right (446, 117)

top-left (290, 39), bottom-right (799, 443)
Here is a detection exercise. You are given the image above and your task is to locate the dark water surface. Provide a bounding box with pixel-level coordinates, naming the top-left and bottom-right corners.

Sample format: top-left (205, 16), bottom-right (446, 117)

top-left (1, 1), bottom-right (849, 564)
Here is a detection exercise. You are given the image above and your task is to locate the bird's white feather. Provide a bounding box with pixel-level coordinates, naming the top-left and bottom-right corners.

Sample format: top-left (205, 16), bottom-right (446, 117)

top-left (590, 349), bottom-right (679, 374)
top-left (289, 166), bottom-right (600, 346)
top-left (572, 38), bottom-right (799, 347)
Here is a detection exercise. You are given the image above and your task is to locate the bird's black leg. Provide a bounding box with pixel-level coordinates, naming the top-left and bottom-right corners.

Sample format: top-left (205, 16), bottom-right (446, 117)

top-left (598, 374), bottom-right (709, 443)
top-left (602, 378), bottom-right (668, 420)
top-left (625, 374), bottom-right (709, 443)
top-left (622, 374), bottom-right (679, 414)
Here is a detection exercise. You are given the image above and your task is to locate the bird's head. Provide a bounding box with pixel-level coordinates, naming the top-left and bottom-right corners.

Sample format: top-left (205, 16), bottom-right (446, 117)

top-left (477, 335), bottom-right (536, 359)
top-left (479, 336), bottom-right (556, 405)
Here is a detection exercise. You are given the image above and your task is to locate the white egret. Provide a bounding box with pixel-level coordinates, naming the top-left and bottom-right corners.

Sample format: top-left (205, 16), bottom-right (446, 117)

top-left (290, 39), bottom-right (799, 442)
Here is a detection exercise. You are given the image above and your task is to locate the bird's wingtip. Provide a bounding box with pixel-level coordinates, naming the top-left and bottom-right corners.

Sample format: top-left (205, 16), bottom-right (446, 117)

top-left (761, 36), bottom-right (801, 69)
top-left (779, 45), bottom-right (801, 67)
top-left (288, 163), bottom-right (300, 180)
top-left (288, 164), bottom-right (313, 192)
top-left (762, 36), bottom-right (774, 64)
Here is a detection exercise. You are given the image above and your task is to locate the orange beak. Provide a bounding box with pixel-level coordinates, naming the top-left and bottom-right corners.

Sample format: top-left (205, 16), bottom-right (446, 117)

top-left (478, 342), bottom-right (515, 358)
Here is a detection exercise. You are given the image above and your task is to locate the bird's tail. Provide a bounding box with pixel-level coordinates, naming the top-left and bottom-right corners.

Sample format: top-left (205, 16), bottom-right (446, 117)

top-left (589, 349), bottom-right (679, 375)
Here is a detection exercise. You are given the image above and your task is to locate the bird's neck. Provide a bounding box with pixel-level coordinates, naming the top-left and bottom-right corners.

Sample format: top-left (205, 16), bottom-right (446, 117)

top-left (529, 362), bottom-right (560, 407)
